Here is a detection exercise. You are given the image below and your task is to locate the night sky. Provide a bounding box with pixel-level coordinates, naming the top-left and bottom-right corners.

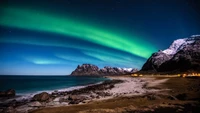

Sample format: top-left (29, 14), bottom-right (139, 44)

top-left (0, 0), bottom-right (200, 75)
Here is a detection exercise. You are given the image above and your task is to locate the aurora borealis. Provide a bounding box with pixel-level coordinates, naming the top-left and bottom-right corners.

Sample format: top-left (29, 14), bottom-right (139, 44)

top-left (0, 0), bottom-right (200, 75)
top-left (0, 7), bottom-right (155, 58)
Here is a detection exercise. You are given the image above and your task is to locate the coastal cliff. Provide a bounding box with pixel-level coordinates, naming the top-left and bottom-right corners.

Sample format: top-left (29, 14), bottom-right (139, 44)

top-left (70, 64), bottom-right (138, 76)
top-left (141, 35), bottom-right (200, 74)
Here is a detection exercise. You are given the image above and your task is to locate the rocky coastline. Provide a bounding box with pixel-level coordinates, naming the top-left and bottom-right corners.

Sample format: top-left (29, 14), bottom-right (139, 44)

top-left (0, 89), bottom-right (15, 97)
top-left (0, 76), bottom-right (161, 113)
top-left (1, 76), bottom-right (200, 113)
top-left (0, 78), bottom-right (122, 113)
top-left (31, 76), bottom-right (200, 113)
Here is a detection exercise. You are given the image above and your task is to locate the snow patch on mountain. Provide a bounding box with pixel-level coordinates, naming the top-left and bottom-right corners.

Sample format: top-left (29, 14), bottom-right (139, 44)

top-left (117, 67), bottom-right (137, 73)
top-left (123, 68), bottom-right (134, 72)
top-left (162, 35), bottom-right (200, 55)
top-left (163, 39), bottom-right (186, 55)
top-left (191, 35), bottom-right (200, 38)
top-left (117, 67), bottom-right (132, 71)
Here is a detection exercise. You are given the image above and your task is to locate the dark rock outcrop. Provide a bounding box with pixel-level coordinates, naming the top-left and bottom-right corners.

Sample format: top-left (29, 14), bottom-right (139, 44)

top-left (68, 95), bottom-right (86, 104)
top-left (71, 64), bottom-right (99, 75)
top-left (32, 92), bottom-right (50, 102)
top-left (2, 106), bottom-right (16, 113)
top-left (71, 64), bottom-right (137, 76)
top-left (141, 51), bottom-right (173, 72)
top-left (141, 35), bottom-right (200, 73)
top-left (0, 89), bottom-right (15, 97)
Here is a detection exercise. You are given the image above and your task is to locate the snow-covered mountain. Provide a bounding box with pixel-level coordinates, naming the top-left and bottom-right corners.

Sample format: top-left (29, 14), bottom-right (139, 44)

top-left (163, 35), bottom-right (200, 55)
top-left (71, 64), bottom-right (138, 76)
top-left (141, 35), bottom-right (200, 73)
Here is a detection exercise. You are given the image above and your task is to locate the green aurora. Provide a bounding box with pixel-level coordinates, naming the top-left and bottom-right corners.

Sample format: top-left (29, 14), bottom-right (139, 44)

top-left (0, 7), bottom-right (156, 59)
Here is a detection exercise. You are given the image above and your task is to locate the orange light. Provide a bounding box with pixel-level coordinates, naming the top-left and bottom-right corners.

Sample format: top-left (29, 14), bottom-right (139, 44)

top-left (182, 74), bottom-right (187, 77)
top-left (132, 74), bottom-right (138, 77)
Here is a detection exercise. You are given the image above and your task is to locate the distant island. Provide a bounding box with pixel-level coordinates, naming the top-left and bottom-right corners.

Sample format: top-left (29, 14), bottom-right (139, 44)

top-left (70, 64), bottom-right (138, 76)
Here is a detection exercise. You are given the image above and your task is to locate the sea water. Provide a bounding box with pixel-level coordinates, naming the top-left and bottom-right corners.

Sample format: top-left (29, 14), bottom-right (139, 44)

top-left (0, 75), bottom-right (109, 95)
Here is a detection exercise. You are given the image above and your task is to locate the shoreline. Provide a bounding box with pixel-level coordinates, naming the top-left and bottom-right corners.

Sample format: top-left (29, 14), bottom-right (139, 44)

top-left (0, 76), bottom-right (117, 112)
top-left (2, 76), bottom-right (200, 113)
top-left (31, 76), bottom-right (200, 113)
top-left (17, 81), bottom-right (106, 100)
top-left (0, 77), bottom-right (111, 103)
top-left (1, 75), bottom-right (110, 95)
top-left (0, 76), bottom-right (110, 102)
top-left (0, 76), bottom-right (169, 113)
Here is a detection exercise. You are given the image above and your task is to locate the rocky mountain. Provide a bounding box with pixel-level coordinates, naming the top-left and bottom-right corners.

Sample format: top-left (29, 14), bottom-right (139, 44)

top-left (70, 64), bottom-right (138, 76)
top-left (71, 64), bottom-right (99, 75)
top-left (141, 35), bottom-right (200, 73)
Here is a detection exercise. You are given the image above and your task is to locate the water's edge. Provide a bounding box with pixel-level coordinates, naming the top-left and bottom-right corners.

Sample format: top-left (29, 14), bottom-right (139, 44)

top-left (0, 76), bottom-right (110, 102)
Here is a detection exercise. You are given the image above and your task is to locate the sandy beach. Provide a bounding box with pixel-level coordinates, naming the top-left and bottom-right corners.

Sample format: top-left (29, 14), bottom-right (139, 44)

top-left (31, 76), bottom-right (200, 113)
top-left (1, 76), bottom-right (200, 113)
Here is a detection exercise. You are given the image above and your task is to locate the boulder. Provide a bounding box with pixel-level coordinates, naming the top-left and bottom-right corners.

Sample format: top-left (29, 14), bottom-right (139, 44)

top-left (68, 95), bottom-right (86, 104)
top-left (0, 91), bottom-right (6, 97)
top-left (0, 89), bottom-right (15, 97)
top-left (68, 100), bottom-right (80, 104)
top-left (6, 89), bottom-right (15, 97)
top-left (53, 97), bottom-right (68, 103)
top-left (15, 105), bottom-right (33, 113)
top-left (53, 97), bottom-right (60, 102)
top-left (175, 93), bottom-right (187, 100)
top-left (2, 106), bottom-right (16, 113)
top-left (32, 92), bottom-right (50, 102)
top-left (28, 101), bottom-right (42, 107)
top-left (46, 101), bottom-right (60, 106)
top-left (96, 92), bottom-right (111, 97)
top-left (143, 94), bottom-right (161, 100)
top-left (167, 95), bottom-right (177, 100)
top-left (68, 95), bottom-right (85, 101)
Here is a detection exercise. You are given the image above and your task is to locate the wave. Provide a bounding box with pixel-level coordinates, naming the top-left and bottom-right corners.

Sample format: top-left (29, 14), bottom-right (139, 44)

top-left (14, 81), bottom-right (104, 102)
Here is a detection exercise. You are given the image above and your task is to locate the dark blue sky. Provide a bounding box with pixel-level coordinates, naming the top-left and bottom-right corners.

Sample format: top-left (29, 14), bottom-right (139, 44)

top-left (0, 0), bottom-right (200, 75)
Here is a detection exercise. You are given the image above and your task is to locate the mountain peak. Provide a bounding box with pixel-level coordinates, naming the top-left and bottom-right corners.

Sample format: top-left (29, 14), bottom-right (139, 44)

top-left (141, 35), bottom-right (200, 73)
top-left (163, 35), bottom-right (200, 55)
top-left (71, 64), bottom-right (137, 76)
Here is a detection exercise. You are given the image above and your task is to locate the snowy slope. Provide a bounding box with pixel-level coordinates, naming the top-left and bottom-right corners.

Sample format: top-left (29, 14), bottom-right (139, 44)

top-left (163, 35), bottom-right (200, 55)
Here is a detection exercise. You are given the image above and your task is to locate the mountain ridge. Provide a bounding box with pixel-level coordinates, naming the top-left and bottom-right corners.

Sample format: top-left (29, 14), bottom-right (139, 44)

top-left (140, 35), bottom-right (200, 74)
top-left (70, 64), bottom-right (138, 76)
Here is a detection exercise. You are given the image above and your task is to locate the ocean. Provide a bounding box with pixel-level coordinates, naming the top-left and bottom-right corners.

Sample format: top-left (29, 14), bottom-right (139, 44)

top-left (0, 75), bottom-right (109, 96)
